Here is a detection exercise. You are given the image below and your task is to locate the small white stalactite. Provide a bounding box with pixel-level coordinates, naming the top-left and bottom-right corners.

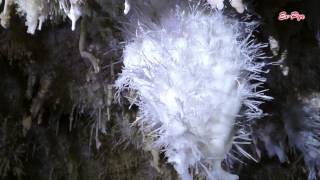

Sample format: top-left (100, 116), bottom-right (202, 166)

top-left (12, 0), bottom-right (84, 33)
top-left (230, 0), bottom-right (245, 13)
top-left (278, 50), bottom-right (289, 76)
top-left (38, 15), bottom-right (45, 30)
top-left (268, 36), bottom-right (280, 56)
top-left (67, 0), bottom-right (82, 31)
top-left (14, 0), bottom-right (49, 34)
top-left (124, 0), bottom-right (131, 15)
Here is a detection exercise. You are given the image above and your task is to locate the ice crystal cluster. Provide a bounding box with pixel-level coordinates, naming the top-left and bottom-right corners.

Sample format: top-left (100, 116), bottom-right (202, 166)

top-left (0, 0), bottom-right (84, 34)
top-left (116, 4), bottom-right (271, 180)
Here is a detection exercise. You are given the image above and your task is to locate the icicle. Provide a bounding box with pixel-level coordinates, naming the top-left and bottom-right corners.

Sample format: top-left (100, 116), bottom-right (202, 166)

top-left (38, 15), bottom-right (45, 30)
top-left (67, 0), bottom-right (82, 31)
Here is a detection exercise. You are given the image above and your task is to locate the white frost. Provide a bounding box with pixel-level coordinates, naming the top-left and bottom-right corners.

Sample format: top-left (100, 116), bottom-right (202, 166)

top-left (116, 4), bottom-right (270, 180)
